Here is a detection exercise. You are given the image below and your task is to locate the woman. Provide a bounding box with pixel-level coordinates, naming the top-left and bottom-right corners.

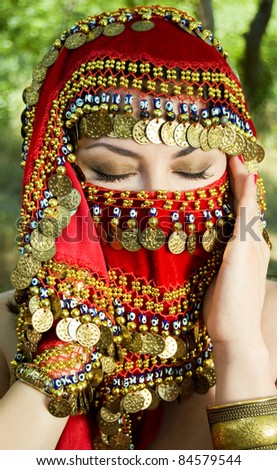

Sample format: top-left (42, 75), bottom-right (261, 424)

top-left (0, 4), bottom-right (277, 450)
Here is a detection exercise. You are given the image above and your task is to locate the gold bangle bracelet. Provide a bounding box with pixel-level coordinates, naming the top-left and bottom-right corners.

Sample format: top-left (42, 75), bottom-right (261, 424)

top-left (15, 363), bottom-right (54, 397)
top-left (207, 396), bottom-right (277, 450)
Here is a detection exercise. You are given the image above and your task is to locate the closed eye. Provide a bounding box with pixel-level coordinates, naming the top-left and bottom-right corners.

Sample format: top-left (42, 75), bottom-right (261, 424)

top-left (173, 168), bottom-right (213, 180)
top-left (93, 170), bottom-right (137, 183)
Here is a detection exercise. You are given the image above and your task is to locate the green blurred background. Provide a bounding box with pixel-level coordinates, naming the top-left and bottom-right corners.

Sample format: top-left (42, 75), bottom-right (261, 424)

top-left (1, 0), bottom-right (277, 292)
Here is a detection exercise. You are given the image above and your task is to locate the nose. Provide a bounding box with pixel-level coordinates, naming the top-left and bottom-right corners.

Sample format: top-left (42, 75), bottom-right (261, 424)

top-left (141, 147), bottom-right (171, 191)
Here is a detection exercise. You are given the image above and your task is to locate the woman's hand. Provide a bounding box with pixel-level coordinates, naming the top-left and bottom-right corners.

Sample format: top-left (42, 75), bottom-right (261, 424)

top-left (203, 156), bottom-right (276, 403)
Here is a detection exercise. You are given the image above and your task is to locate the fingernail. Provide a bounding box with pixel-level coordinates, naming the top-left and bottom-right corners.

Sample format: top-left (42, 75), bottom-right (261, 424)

top-left (238, 155), bottom-right (244, 164)
top-left (254, 173), bottom-right (258, 184)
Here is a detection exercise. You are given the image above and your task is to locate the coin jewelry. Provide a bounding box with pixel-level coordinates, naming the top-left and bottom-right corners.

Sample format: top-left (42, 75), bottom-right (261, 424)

top-left (168, 212), bottom-right (187, 254)
top-left (121, 209), bottom-right (141, 252)
top-left (140, 207), bottom-right (166, 250)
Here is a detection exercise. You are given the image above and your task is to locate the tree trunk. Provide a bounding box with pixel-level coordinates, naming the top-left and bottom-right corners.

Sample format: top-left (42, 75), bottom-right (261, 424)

top-left (242, 0), bottom-right (274, 109)
top-left (197, 0), bottom-right (214, 33)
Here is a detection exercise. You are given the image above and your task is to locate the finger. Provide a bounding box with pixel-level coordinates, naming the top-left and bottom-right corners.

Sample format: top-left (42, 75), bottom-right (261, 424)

top-left (228, 155), bottom-right (250, 205)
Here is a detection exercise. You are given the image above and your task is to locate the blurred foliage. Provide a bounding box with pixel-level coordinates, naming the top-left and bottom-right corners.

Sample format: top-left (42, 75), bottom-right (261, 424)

top-left (0, 0), bottom-right (277, 291)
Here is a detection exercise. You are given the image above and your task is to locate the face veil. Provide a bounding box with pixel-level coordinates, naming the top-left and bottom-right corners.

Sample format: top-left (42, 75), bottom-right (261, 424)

top-left (11, 5), bottom-right (269, 450)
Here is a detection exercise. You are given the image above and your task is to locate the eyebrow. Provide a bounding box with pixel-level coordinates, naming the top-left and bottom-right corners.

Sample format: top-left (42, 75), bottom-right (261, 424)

top-left (83, 141), bottom-right (195, 159)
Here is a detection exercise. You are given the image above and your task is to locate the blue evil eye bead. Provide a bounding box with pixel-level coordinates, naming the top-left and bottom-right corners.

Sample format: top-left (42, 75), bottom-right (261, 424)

top-left (124, 93), bottom-right (133, 105)
top-left (68, 374), bottom-right (78, 384)
top-left (201, 109), bottom-right (210, 119)
top-left (180, 18), bottom-right (189, 27)
top-left (186, 213), bottom-right (195, 223)
top-left (91, 351), bottom-right (99, 362)
top-left (68, 298), bottom-right (78, 309)
top-left (149, 207), bottom-right (158, 217)
top-left (116, 305), bottom-right (125, 315)
top-left (98, 311), bottom-right (106, 321)
top-left (180, 103), bottom-right (188, 114)
top-left (22, 152), bottom-right (28, 161)
top-left (113, 298), bottom-right (121, 307)
top-left (108, 16), bottom-right (116, 23)
top-left (203, 210), bottom-right (212, 220)
top-left (85, 363), bottom-right (92, 373)
top-left (40, 287), bottom-right (48, 298)
top-left (190, 103), bottom-right (198, 114)
top-left (112, 94), bottom-right (121, 104)
top-left (70, 103), bottom-right (76, 113)
top-left (101, 92), bottom-right (110, 103)
top-left (204, 350), bottom-right (210, 359)
top-left (140, 99), bottom-right (148, 110)
top-left (138, 374), bottom-right (145, 384)
top-left (113, 377), bottom-right (121, 387)
top-left (30, 220), bottom-right (38, 229)
top-left (162, 320), bottom-right (169, 331)
top-left (88, 307), bottom-right (98, 317)
top-left (40, 198), bottom-right (48, 209)
top-left (165, 101), bottom-right (174, 112)
top-left (36, 209), bottom-right (44, 220)
top-left (57, 156), bottom-right (66, 166)
top-left (127, 311), bottom-right (136, 322)
top-left (61, 145), bottom-right (71, 156)
top-left (125, 13), bottom-right (133, 21)
top-left (76, 97), bottom-right (84, 107)
top-left (78, 372), bottom-right (85, 382)
top-left (84, 93), bottom-right (93, 104)
top-left (24, 234), bottom-right (31, 243)
top-left (153, 98), bottom-right (161, 109)
top-left (31, 277), bottom-right (39, 286)
top-left (182, 317), bottom-right (188, 326)
top-left (197, 357), bottom-right (203, 365)
top-left (92, 205), bottom-right (101, 216)
top-left (43, 190), bottom-right (53, 199)
top-left (15, 352), bottom-right (23, 362)
top-left (112, 325), bottom-right (121, 336)
top-left (93, 95), bottom-right (100, 105)
top-left (211, 106), bottom-right (221, 117)
top-left (185, 363), bottom-right (192, 371)
top-left (165, 366), bottom-right (174, 376)
top-left (70, 24), bottom-right (79, 34)
top-left (80, 304), bottom-right (88, 314)
top-left (107, 318), bottom-right (113, 328)
top-left (53, 378), bottom-right (62, 389)
top-left (19, 247), bottom-right (25, 255)
top-left (164, 13), bottom-right (172, 21)
top-left (65, 110), bottom-right (71, 119)
top-left (88, 20), bottom-right (96, 28)
top-left (151, 316), bottom-right (159, 326)
top-left (139, 314), bottom-right (147, 324)
top-left (171, 212), bottom-right (179, 222)
top-left (262, 220), bottom-right (267, 229)
top-left (113, 207), bottom-right (121, 218)
top-left (173, 319), bottom-right (181, 330)
top-left (146, 371), bottom-right (154, 382)
top-left (130, 209), bottom-right (138, 219)
top-left (215, 209), bottom-right (223, 218)
top-left (222, 203), bottom-right (231, 214)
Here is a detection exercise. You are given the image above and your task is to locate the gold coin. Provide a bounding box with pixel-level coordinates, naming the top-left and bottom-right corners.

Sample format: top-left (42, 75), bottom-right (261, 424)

top-left (207, 126), bottom-right (224, 149)
top-left (199, 128), bottom-right (212, 152)
top-left (10, 269), bottom-right (32, 289)
top-left (33, 63), bottom-right (47, 82)
top-left (186, 123), bottom-right (203, 148)
top-left (31, 244), bottom-right (56, 261)
top-left (202, 227), bottom-right (217, 252)
top-left (140, 332), bottom-right (156, 355)
top-left (242, 139), bottom-right (257, 162)
top-left (98, 325), bottom-right (113, 348)
top-left (103, 23), bottom-right (125, 36)
top-left (93, 435), bottom-right (109, 450)
top-left (26, 325), bottom-right (42, 344)
top-left (254, 143), bottom-right (265, 163)
top-left (23, 336), bottom-right (37, 353)
top-left (38, 217), bottom-right (63, 238)
top-left (90, 369), bottom-right (103, 388)
top-left (50, 295), bottom-right (62, 319)
top-left (193, 374), bottom-right (210, 394)
top-left (146, 118), bottom-right (165, 144)
top-left (203, 367), bottom-right (216, 387)
top-left (109, 432), bottom-right (131, 450)
top-left (53, 205), bottom-right (71, 229)
top-left (80, 113), bottom-right (113, 140)
top-left (131, 20), bottom-right (155, 32)
top-left (174, 337), bottom-right (187, 358)
top-left (76, 322), bottom-right (101, 348)
top-left (67, 318), bottom-right (81, 340)
top-left (160, 121), bottom-right (179, 146)
top-left (122, 391), bottom-right (145, 413)
top-left (48, 398), bottom-right (72, 417)
top-left (132, 120), bottom-right (151, 145)
top-left (220, 124), bottom-right (237, 150)
top-left (174, 122), bottom-right (190, 148)
top-left (56, 318), bottom-right (73, 342)
top-left (187, 233), bottom-right (197, 255)
top-left (41, 49), bottom-right (59, 67)
top-left (105, 396), bottom-right (122, 413)
top-left (140, 227), bottom-right (165, 250)
top-left (17, 255), bottom-right (41, 277)
top-left (98, 415), bottom-right (120, 435)
top-left (125, 331), bottom-right (143, 353)
top-left (152, 334), bottom-right (166, 355)
top-left (121, 229), bottom-right (141, 252)
top-left (64, 32), bottom-right (87, 49)
top-left (101, 356), bottom-right (117, 374)
top-left (158, 336), bottom-right (178, 359)
top-left (28, 295), bottom-right (41, 314)
top-left (121, 325), bottom-right (132, 343)
top-left (100, 406), bottom-right (121, 423)
top-left (58, 188), bottom-right (81, 211)
top-left (179, 375), bottom-right (194, 399)
top-left (113, 115), bottom-right (137, 139)
top-left (157, 381), bottom-right (180, 402)
top-left (86, 26), bottom-right (104, 42)
top-left (263, 228), bottom-right (272, 250)
top-left (224, 132), bottom-right (246, 156)
top-left (30, 228), bottom-right (55, 252)
top-left (48, 174), bottom-right (72, 198)
top-left (168, 230), bottom-right (187, 254)
top-left (140, 388), bottom-right (153, 409)
top-left (23, 86), bottom-right (39, 106)
top-left (32, 308), bottom-right (54, 333)
top-left (147, 389), bottom-right (161, 410)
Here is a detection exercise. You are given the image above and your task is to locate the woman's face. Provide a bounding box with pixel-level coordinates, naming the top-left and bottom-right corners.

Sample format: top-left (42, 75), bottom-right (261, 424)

top-left (76, 136), bottom-right (227, 192)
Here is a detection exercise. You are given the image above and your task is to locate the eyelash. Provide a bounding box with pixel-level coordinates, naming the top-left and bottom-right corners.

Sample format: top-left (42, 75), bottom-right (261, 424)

top-left (93, 169), bottom-right (212, 183)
